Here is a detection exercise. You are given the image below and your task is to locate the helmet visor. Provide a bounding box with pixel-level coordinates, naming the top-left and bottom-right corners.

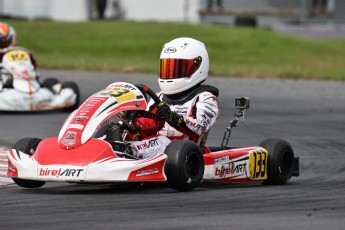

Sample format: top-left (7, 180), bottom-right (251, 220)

top-left (0, 36), bottom-right (12, 49)
top-left (159, 57), bottom-right (202, 79)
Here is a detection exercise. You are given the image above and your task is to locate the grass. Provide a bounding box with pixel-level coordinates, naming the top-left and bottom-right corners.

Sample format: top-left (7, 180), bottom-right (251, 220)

top-left (5, 19), bottom-right (345, 80)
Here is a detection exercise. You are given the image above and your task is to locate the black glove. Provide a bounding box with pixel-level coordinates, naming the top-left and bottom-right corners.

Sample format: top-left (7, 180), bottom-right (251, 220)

top-left (156, 102), bottom-right (171, 120)
top-left (156, 102), bottom-right (186, 128)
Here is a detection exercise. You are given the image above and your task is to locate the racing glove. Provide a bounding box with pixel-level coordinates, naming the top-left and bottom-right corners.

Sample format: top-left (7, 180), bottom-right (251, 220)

top-left (156, 102), bottom-right (186, 128)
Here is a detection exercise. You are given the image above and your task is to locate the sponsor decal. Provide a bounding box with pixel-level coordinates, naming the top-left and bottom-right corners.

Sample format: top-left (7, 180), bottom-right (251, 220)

top-left (39, 168), bottom-right (84, 177)
top-left (214, 156), bottom-right (229, 164)
top-left (80, 109), bottom-right (90, 113)
top-left (67, 124), bottom-right (84, 130)
top-left (136, 168), bottom-right (159, 177)
top-left (204, 110), bottom-right (215, 119)
top-left (204, 105), bottom-right (217, 116)
top-left (108, 83), bottom-right (137, 91)
top-left (164, 47), bottom-right (177, 53)
top-left (75, 116), bottom-right (89, 122)
top-left (62, 131), bottom-right (77, 146)
top-left (174, 106), bottom-right (188, 115)
top-left (215, 163), bottom-right (247, 177)
top-left (136, 138), bottom-right (159, 150)
top-left (88, 99), bottom-right (103, 103)
top-left (214, 156), bottom-right (249, 178)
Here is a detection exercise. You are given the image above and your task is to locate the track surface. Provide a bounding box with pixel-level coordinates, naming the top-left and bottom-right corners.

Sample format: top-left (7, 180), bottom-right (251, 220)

top-left (1, 70), bottom-right (345, 230)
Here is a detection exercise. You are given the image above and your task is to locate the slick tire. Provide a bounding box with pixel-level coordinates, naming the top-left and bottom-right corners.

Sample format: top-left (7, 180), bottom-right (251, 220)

top-left (61, 81), bottom-right (80, 112)
top-left (164, 140), bottom-right (204, 191)
top-left (260, 138), bottom-right (295, 185)
top-left (12, 138), bottom-right (46, 188)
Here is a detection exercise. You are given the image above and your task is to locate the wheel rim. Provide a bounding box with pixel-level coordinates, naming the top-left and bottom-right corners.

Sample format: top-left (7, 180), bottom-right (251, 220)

top-left (280, 149), bottom-right (293, 177)
top-left (185, 152), bottom-right (201, 179)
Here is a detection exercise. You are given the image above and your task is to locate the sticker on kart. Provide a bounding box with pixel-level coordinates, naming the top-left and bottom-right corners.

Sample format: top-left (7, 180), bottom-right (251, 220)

top-left (213, 156), bottom-right (250, 179)
top-left (38, 166), bottom-right (86, 180)
top-left (249, 148), bottom-right (268, 180)
top-left (96, 87), bottom-right (136, 102)
top-left (5, 50), bottom-right (30, 63)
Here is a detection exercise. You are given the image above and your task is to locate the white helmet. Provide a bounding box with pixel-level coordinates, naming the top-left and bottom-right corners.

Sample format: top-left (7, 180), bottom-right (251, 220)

top-left (0, 22), bottom-right (16, 53)
top-left (158, 37), bottom-right (209, 95)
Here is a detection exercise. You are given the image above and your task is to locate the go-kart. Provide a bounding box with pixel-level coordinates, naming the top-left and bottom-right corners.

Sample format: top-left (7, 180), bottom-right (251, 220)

top-left (7, 82), bottom-right (299, 191)
top-left (0, 48), bottom-right (79, 111)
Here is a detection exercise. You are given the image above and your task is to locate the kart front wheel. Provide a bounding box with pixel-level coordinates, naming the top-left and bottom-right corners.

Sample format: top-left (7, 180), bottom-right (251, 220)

top-left (164, 140), bottom-right (204, 191)
top-left (11, 138), bottom-right (46, 188)
top-left (260, 138), bottom-right (295, 185)
top-left (12, 178), bottom-right (46, 189)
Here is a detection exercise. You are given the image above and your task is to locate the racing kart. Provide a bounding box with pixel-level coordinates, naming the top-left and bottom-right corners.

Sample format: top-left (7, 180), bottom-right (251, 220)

top-left (7, 82), bottom-right (299, 191)
top-left (0, 48), bottom-right (79, 111)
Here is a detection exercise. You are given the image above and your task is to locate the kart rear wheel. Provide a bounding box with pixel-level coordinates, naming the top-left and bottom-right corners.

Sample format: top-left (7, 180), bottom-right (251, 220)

top-left (41, 78), bottom-right (60, 93)
top-left (12, 138), bottom-right (46, 188)
top-left (260, 138), bottom-right (295, 185)
top-left (164, 140), bottom-right (204, 191)
top-left (61, 81), bottom-right (80, 111)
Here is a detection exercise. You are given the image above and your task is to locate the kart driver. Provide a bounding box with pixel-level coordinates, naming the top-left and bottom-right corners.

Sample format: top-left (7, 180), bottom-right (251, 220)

top-left (0, 22), bottom-right (37, 91)
top-left (129, 37), bottom-right (220, 159)
top-left (0, 46), bottom-right (39, 92)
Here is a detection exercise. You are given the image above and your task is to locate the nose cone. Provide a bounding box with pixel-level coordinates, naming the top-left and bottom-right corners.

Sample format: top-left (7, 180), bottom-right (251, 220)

top-left (35, 137), bottom-right (116, 166)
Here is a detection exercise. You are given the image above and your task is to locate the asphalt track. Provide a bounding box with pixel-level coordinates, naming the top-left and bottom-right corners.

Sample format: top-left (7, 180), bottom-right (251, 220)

top-left (1, 70), bottom-right (345, 230)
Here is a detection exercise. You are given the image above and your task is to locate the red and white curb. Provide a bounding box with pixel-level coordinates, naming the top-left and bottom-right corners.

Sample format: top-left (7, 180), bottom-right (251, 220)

top-left (0, 150), bottom-right (13, 186)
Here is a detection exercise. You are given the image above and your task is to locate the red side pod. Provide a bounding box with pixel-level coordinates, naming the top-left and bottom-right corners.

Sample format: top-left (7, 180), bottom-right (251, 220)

top-left (35, 137), bottom-right (117, 166)
top-left (127, 159), bottom-right (166, 181)
top-left (203, 147), bottom-right (264, 183)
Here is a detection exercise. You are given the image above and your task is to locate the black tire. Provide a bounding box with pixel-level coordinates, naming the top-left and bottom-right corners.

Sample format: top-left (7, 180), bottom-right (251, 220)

top-left (3, 77), bottom-right (13, 88)
top-left (164, 140), bottom-right (204, 191)
top-left (41, 78), bottom-right (59, 92)
top-left (12, 138), bottom-right (46, 188)
top-left (61, 81), bottom-right (80, 111)
top-left (260, 138), bottom-right (295, 185)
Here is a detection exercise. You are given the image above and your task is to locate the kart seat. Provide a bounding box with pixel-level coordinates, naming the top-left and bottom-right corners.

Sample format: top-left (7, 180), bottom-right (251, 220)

top-left (196, 130), bottom-right (209, 147)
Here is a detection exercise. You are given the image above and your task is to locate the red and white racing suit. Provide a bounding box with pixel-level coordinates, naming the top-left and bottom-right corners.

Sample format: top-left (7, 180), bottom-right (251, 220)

top-left (131, 90), bottom-right (220, 159)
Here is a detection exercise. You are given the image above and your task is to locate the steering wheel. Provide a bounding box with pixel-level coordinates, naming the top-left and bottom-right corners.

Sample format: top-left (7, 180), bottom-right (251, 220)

top-left (135, 84), bottom-right (161, 106)
top-left (119, 84), bottom-right (164, 134)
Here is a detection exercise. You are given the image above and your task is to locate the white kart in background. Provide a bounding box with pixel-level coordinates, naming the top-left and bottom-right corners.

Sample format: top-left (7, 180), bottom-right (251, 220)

top-left (0, 47), bottom-right (79, 111)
